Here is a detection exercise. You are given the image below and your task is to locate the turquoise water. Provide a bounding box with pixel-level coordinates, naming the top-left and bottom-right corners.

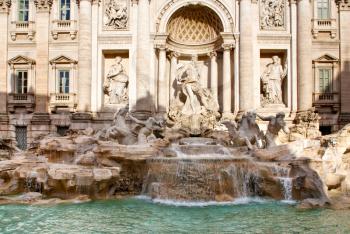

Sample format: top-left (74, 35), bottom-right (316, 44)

top-left (0, 197), bottom-right (349, 233)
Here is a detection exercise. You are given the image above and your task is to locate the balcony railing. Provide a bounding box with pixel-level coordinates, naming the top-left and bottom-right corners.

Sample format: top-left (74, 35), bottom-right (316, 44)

top-left (312, 19), bottom-right (337, 39)
top-left (50, 93), bottom-right (77, 112)
top-left (51, 20), bottom-right (78, 40)
top-left (10, 21), bottom-right (35, 41)
top-left (7, 93), bottom-right (35, 113)
top-left (313, 92), bottom-right (339, 104)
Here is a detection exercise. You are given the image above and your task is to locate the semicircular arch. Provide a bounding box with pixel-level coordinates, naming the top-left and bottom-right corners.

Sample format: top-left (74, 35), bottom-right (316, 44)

top-left (156, 0), bottom-right (234, 34)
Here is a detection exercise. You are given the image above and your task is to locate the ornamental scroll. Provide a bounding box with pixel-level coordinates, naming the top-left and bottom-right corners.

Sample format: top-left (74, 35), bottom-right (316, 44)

top-left (103, 0), bottom-right (128, 30)
top-left (260, 0), bottom-right (285, 30)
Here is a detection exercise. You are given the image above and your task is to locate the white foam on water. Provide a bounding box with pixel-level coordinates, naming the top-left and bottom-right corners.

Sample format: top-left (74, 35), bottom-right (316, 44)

top-left (135, 196), bottom-right (272, 207)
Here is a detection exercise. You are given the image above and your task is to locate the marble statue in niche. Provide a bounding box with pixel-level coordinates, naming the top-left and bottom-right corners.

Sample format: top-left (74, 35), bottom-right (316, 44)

top-left (260, 55), bottom-right (287, 106)
top-left (168, 57), bottom-right (220, 135)
top-left (104, 56), bottom-right (129, 104)
top-left (260, 0), bottom-right (285, 30)
top-left (104, 0), bottom-right (128, 30)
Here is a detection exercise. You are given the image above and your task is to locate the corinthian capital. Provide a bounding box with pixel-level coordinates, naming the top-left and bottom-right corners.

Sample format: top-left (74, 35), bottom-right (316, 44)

top-left (336, 0), bottom-right (350, 10)
top-left (0, 0), bottom-right (11, 13)
top-left (34, 0), bottom-right (53, 12)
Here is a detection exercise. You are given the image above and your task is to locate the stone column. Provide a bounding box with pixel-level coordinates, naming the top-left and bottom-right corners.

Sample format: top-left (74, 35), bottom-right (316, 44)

top-left (157, 45), bottom-right (168, 113)
top-left (222, 44), bottom-right (233, 115)
top-left (34, 0), bottom-right (52, 113)
top-left (239, 0), bottom-right (254, 112)
top-left (290, 0), bottom-right (298, 112)
top-left (0, 0), bottom-right (10, 137)
top-left (337, 0), bottom-right (350, 123)
top-left (0, 0), bottom-right (10, 114)
top-left (77, 0), bottom-right (92, 113)
top-left (135, 0), bottom-right (152, 113)
top-left (169, 51), bottom-right (179, 101)
top-left (297, 0), bottom-right (313, 111)
top-left (91, 0), bottom-right (100, 114)
top-left (208, 51), bottom-right (218, 102)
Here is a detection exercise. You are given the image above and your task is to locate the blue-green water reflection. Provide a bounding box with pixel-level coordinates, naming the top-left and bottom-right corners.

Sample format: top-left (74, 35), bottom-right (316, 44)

top-left (0, 197), bottom-right (348, 233)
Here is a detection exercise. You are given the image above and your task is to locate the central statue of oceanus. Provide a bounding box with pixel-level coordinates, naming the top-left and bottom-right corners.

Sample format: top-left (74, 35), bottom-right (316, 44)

top-left (168, 58), bottom-right (220, 135)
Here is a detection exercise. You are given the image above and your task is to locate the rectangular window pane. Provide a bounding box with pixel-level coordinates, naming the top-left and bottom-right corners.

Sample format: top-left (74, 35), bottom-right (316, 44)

top-left (319, 68), bottom-right (332, 93)
top-left (59, 70), bottom-right (70, 93)
top-left (317, 0), bottom-right (329, 19)
top-left (18, 0), bottom-right (29, 21)
top-left (60, 0), bottom-right (71, 20)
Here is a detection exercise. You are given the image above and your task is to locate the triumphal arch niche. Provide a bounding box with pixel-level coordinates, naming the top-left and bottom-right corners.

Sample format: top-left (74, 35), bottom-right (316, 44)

top-left (154, 2), bottom-right (235, 135)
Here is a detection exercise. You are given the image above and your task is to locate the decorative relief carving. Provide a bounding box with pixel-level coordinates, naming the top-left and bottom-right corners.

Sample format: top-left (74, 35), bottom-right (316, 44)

top-left (260, 56), bottom-right (287, 106)
top-left (103, 0), bottom-right (128, 30)
top-left (260, 0), bottom-right (285, 30)
top-left (0, 0), bottom-right (11, 12)
top-left (34, 0), bottom-right (53, 11)
top-left (104, 56), bottom-right (129, 105)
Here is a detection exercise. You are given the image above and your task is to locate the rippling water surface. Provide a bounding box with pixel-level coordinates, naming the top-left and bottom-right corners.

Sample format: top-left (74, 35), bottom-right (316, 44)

top-left (0, 197), bottom-right (349, 233)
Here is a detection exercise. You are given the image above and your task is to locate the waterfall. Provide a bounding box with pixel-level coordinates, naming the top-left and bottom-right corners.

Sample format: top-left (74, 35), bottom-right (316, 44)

top-left (278, 177), bottom-right (293, 201)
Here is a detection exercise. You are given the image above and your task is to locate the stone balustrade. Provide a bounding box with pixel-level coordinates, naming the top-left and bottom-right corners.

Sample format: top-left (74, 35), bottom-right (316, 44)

top-left (50, 93), bottom-right (77, 112)
top-left (7, 93), bottom-right (35, 113)
top-left (312, 18), bottom-right (337, 39)
top-left (51, 20), bottom-right (78, 40)
top-left (10, 21), bottom-right (35, 41)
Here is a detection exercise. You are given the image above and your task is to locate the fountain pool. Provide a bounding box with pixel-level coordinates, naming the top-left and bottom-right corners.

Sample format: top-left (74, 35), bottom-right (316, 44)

top-left (0, 198), bottom-right (349, 233)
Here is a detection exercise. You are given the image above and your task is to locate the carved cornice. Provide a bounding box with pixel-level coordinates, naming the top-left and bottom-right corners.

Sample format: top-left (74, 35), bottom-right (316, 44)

top-left (34, 0), bottom-right (53, 12)
top-left (336, 0), bottom-right (350, 10)
top-left (222, 43), bottom-right (234, 50)
top-left (208, 51), bottom-right (217, 58)
top-left (168, 51), bottom-right (180, 59)
top-left (0, 0), bottom-right (11, 13)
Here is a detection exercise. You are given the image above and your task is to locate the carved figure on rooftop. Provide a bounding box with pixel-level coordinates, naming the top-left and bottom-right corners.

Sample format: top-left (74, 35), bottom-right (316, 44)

top-left (104, 0), bottom-right (128, 30)
top-left (104, 56), bottom-right (129, 104)
top-left (261, 55), bottom-right (287, 106)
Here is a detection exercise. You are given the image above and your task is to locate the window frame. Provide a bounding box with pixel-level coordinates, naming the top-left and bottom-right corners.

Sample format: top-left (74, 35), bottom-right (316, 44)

top-left (15, 70), bottom-right (28, 94)
top-left (18, 0), bottom-right (29, 22)
top-left (318, 67), bottom-right (332, 93)
top-left (317, 0), bottom-right (330, 19)
top-left (59, 0), bottom-right (71, 20)
top-left (57, 69), bottom-right (70, 94)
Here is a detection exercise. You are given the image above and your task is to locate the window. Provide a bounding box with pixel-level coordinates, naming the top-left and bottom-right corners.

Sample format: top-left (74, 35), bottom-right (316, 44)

top-left (16, 70), bottom-right (28, 94)
top-left (57, 126), bottom-right (69, 136)
top-left (317, 0), bottom-right (330, 19)
top-left (319, 68), bottom-right (332, 93)
top-left (60, 0), bottom-right (71, 20)
top-left (15, 126), bottom-right (27, 150)
top-left (18, 0), bottom-right (29, 21)
top-left (58, 70), bottom-right (70, 93)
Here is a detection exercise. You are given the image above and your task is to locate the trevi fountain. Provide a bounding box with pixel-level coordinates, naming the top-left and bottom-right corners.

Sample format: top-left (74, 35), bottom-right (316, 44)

top-left (1, 59), bottom-right (350, 232)
top-left (0, 0), bottom-right (350, 231)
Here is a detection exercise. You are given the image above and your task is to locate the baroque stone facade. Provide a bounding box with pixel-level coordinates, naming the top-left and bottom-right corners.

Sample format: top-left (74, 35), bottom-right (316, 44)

top-left (0, 0), bottom-right (350, 148)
